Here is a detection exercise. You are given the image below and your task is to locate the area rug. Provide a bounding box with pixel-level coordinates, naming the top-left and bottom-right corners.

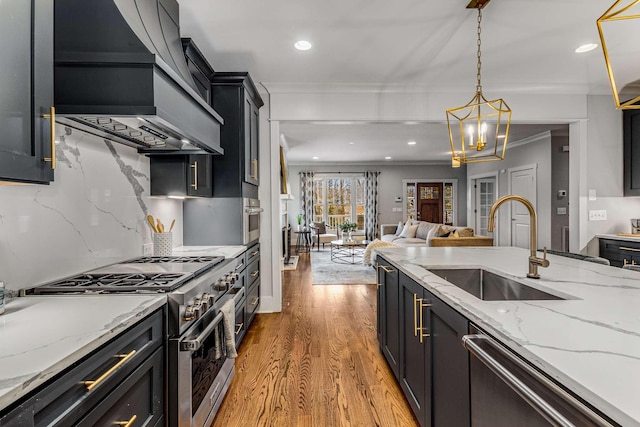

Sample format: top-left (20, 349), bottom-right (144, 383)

top-left (283, 255), bottom-right (299, 271)
top-left (310, 250), bottom-right (377, 285)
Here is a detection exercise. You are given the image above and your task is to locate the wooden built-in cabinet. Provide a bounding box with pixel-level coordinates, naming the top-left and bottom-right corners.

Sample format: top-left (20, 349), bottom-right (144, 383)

top-left (211, 72), bottom-right (264, 198)
top-left (150, 154), bottom-right (213, 197)
top-left (0, 309), bottom-right (165, 426)
top-left (377, 256), bottom-right (470, 427)
top-left (0, 0), bottom-right (55, 184)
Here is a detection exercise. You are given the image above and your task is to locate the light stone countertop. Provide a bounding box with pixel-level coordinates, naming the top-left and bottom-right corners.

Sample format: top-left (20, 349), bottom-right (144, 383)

top-left (172, 245), bottom-right (247, 259)
top-left (597, 233), bottom-right (640, 243)
top-left (0, 295), bottom-right (166, 413)
top-left (375, 246), bottom-right (640, 427)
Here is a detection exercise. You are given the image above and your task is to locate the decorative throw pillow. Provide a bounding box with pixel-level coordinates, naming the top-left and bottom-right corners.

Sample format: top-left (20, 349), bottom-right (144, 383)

top-left (449, 229), bottom-right (460, 238)
top-left (425, 225), bottom-right (442, 244)
top-left (313, 221), bottom-right (326, 235)
top-left (439, 230), bottom-right (452, 238)
top-left (416, 222), bottom-right (435, 240)
top-left (395, 221), bottom-right (404, 236)
top-left (399, 223), bottom-right (419, 238)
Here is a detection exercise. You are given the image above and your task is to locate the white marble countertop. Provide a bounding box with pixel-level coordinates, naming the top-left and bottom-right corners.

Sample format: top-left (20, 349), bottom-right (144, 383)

top-left (0, 295), bottom-right (166, 413)
top-left (172, 245), bottom-right (247, 259)
top-left (375, 246), bottom-right (640, 427)
top-left (597, 233), bottom-right (640, 243)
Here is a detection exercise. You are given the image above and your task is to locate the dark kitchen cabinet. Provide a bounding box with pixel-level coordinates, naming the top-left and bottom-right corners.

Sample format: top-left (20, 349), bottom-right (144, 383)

top-left (377, 257), bottom-right (400, 378)
top-left (181, 38), bottom-right (214, 104)
top-left (0, 309), bottom-right (165, 426)
top-left (150, 154), bottom-right (213, 197)
top-left (245, 243), bottom-right (261, 328)
top-left (377, 256), bottom-right (470, 427)
top-left (624, 109), bottom-right (640, 196)
top-left (211, 72), bottom-right (264, 198)
top-left (599, 237), bottom-right (640, 267)
top-left (0, 0), bottom-right (54, 184)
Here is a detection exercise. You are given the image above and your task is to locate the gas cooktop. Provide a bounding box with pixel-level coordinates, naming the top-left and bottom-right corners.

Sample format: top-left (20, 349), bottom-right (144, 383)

top-left (25, 256), bottom-right (227, 295)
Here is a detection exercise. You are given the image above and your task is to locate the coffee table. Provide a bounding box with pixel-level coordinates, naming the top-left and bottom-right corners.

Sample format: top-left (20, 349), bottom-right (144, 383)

top-left (330, 239), bottom-right (370, 264)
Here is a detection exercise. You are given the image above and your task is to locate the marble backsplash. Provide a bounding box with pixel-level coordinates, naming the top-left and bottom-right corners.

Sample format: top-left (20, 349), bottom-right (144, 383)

top-left (0, 125), bottom-right (183, 291)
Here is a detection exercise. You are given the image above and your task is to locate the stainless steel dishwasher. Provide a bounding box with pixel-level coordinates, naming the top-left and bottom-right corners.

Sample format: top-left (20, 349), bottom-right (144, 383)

top-left (463, 325), bottom-right (617, 427)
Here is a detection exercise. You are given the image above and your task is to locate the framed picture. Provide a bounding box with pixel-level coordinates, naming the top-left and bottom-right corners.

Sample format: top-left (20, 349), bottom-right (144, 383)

top-left (280, 146), bottom-right (290, 195)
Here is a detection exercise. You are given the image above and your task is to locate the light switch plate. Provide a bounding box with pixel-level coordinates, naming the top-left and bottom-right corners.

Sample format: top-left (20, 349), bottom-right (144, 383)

top-left (143, 243), bottom-right (153, 255)
top-left (588, 210), bottom-right (607, 221)
top-left (557, 207), bottom-right (567, 215)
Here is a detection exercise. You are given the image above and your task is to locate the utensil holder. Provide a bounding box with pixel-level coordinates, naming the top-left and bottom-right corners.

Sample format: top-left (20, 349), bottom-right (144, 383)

top-left (153, 233), bottom-right (173, 256)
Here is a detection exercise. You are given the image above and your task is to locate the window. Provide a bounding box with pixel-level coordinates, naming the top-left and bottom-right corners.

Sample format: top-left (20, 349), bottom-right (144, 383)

top-left (313, 175), bottom-right (365, 229)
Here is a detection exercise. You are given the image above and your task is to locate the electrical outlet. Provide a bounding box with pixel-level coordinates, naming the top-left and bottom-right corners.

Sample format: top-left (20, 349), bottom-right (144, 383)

top-left (588, 210), bottom-right (607, 221)
top-left (143, 243), bottom-right (153, 255)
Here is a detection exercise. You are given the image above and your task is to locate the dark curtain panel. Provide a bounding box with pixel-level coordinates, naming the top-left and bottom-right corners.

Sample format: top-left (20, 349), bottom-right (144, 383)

top-left (364, 171), bottom-right (381, 240)
top-left (299, 171), bottom-right (315, 228)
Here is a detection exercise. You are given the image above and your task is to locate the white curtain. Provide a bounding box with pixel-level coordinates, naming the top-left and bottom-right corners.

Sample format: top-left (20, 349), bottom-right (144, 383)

top-left (299, 171), bottom-right (315, 228)
top-left (364, 171), bottom-right (381, 240)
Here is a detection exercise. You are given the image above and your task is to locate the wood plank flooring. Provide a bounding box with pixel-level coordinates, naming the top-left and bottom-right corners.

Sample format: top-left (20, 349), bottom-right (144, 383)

top-left (211, 252), bottom-right (418, 427)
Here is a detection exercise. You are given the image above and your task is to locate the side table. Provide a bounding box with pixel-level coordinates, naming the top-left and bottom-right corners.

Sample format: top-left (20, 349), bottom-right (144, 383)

top-left (296, 229), bottom-right (312, 253)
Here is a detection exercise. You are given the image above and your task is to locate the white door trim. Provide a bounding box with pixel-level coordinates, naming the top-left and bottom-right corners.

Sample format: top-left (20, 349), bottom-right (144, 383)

top-left (467, 171), bottom-right (499, 242)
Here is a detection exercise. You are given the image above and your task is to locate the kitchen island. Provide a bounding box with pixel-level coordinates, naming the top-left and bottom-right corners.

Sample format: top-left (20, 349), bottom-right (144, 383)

top-left (376, 245), bottom-right (640, 427)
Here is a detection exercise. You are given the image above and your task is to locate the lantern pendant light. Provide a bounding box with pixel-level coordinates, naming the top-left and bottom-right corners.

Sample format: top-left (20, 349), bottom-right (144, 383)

top-left (446, 0), bottom-right (512, 167)
top-left (597, 0), bottom-right (640, 109)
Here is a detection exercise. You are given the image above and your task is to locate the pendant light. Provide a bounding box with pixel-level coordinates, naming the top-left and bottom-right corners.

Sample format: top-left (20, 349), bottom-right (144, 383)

top-left (446, 0), bottom-right (512, 168)
top-left (597, 0), bottom-right (640, 109)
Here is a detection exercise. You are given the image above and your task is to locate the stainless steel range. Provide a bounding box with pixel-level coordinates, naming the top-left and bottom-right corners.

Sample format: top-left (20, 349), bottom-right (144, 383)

top-left (25, 255), bottom-right (244, 427)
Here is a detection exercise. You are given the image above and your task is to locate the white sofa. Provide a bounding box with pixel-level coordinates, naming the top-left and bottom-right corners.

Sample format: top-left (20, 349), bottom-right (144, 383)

top-left (380, 220), bottom-right (493, 247)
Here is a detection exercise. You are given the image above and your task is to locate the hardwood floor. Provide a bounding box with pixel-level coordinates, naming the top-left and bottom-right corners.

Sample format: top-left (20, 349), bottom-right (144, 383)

top-left (212, 252), bottom-right (417, 427)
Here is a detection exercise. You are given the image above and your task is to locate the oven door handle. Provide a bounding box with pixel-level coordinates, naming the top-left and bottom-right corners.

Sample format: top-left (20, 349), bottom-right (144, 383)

top-left (233, 287), bottom-right (245, 304)
top-left (180, 311), bottom-right (224, 352)
top-left (462, 334), bottom-right (613, 427)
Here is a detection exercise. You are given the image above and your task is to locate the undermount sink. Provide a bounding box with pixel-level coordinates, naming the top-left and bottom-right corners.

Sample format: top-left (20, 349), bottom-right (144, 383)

top-left (427, 268), bottom-right (565, 301)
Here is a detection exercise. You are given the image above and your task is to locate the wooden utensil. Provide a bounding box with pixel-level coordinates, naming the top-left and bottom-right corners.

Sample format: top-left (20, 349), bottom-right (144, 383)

top-left (147, 215), bottom-right (157, 233)
top-left (157, 219), bottom-right (164, 233)
top-left (169, 219), bottom-right (176, 232)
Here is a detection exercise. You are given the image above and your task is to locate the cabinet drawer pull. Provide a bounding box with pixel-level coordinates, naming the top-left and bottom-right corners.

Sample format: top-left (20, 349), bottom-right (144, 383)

top-left (250, 270), bottom-right (259, 278)
top-left (42, 106), bottom-right (56, 169)
top-left (251, 159), bottom-right (258, 180)
top-left (380, 265), bottom-right (396, 273)
top-left (416, 297), bottom-right (432, 343)
top-left (190, 161), bottom-right (198, 190)
top-left (620, 246), bottom-right (640, 252)
top-left (113, 414), bottom-right (137, 427)
top-left (250, 250), bottom-right (259, 257)
top-left (235, 262), bottom-right (244, 271)
top-left (84, 350), bottom-right (136, 391)
top-left (235, 323), bottom-right (244, 335)
top-left (251, 297), bottom-right (260, 306)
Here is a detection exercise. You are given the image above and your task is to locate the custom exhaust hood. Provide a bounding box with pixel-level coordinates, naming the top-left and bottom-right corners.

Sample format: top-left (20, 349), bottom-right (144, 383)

top-left (54, 0), bottom-right (224, 154)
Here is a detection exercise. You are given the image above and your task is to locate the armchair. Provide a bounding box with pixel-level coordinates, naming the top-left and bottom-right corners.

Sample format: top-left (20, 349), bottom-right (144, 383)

top-left (309, 222), bottom-right (338, 251)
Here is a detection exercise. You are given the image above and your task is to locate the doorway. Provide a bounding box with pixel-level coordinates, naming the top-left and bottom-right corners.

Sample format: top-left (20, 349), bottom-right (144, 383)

top-left (468, 172), bottom-right (498, 242)
top-left (416, 183), bottom-right (443, 223)
top-left (508, 164), bottom-right (537, 249)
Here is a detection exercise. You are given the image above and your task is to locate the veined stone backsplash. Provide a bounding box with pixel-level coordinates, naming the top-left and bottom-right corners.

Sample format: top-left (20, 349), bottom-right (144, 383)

top-left (0, 125), bottom-right (183, 291)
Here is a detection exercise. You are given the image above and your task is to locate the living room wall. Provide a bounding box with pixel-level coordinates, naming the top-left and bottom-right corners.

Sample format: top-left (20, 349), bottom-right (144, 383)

top-left (286, 163), bottom-right (468, 235)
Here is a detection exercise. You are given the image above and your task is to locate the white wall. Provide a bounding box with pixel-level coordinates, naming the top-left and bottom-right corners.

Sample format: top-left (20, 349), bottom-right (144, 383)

top-left (0, 125), bottom-right (182, 292)
top-left (286, 163), bottom-right (468, 231)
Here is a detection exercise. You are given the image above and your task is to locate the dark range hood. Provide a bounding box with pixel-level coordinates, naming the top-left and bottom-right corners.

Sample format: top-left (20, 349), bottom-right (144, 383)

top-left (54, 0), bottom-right (224, 154)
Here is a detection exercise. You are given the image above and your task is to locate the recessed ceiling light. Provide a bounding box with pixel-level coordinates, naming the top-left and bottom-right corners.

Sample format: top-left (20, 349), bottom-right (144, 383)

top-left (408, 141), bottom-right (416, 145)
top-left (294, 40), bottom-right (312, 51)
top-left (349, 141), bottom-right (355, 145)
top-left (312, 156), bottom-right (319, 160)
top-left (575, 43), bottom-right (598, 53)
top-left (385, 156), bottom-right (392, 160)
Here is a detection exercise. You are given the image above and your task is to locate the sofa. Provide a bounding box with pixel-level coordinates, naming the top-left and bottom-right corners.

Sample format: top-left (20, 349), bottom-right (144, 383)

top-left (380, 220), bottom-right (493, 247)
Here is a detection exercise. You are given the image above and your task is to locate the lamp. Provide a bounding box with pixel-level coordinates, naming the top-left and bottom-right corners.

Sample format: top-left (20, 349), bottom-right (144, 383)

top-left (446, 0), bottom-right (512, 168)
top-left (597, 0), bottom-right (640, 109)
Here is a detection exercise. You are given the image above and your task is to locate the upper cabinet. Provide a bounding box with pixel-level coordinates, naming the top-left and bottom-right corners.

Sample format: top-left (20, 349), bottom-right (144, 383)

top-left (0, 0), bottom-right (54, 184)
top-left (624, 110), bottom-right (640, 196)
top-left (211, 72), bottom-right (264, 198)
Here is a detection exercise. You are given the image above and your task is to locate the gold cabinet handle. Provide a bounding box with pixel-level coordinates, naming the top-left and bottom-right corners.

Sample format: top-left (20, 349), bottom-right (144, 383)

top-left (190, 161), bottom-right (198, 190)
top-left (42, 106), bottom-right (56, 169)
top-left (250, 270), bottom-right (259, 278)
top-left (113, 415), bottom-right (137, 427)
top-left (250, 159), bottom-right (258, 180)
top-left (620, 246), bottom-right (640, 252)
top-left (235, 323), bottom-right (244, 335)
top-left (624, 259), bottom-right (636, 266)
top-left (84, 350), bottom-right (136, 391)
top-left (413, 294), bottom-right (419, 337)
top-left (380, 265), bottom-right (396, 273)
top-left (251, 250), bottom-right (259, 257)
top-left (251, 297), bottom-right (260, 306)
top-left (416, 297), bottom-right (432, 343)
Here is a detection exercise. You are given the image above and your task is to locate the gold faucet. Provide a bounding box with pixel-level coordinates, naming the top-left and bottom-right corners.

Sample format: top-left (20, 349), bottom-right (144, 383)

top-left (487, 195), bottom-right (549, 279)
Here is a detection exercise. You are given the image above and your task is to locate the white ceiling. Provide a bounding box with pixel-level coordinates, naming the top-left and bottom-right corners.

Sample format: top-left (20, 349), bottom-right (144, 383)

top-left (179, 0), bottom-right (615, 163)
